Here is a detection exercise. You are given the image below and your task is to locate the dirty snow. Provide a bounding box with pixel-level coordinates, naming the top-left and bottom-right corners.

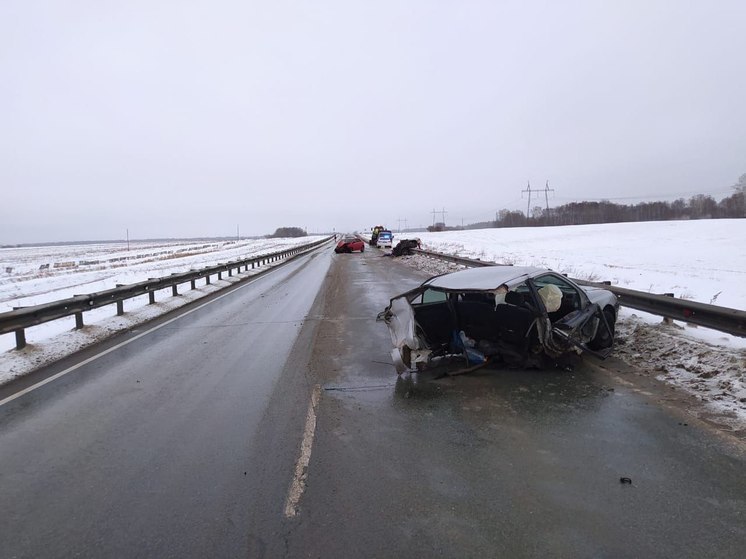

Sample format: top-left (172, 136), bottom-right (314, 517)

top-left (0, 237), bottom-right (325, 384)
top-left (383, 220), bottom-right (746, 427)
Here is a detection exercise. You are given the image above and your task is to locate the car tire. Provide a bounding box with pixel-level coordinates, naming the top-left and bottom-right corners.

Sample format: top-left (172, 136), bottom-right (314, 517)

top-left (589, 307), bottom-right (615, 350)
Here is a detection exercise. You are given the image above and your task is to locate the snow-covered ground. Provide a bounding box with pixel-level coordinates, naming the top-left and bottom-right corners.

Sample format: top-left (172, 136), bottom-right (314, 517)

top-left (0, 236), bottom-right (325, 383)
top-left (412, 219), bottom-right (746, 310)
top-left (385, 220), bottom-right (746, 428)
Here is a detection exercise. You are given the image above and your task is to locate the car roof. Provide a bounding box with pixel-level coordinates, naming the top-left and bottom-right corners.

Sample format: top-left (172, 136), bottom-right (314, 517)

top-left (423, 265), bottom-right (547, 290)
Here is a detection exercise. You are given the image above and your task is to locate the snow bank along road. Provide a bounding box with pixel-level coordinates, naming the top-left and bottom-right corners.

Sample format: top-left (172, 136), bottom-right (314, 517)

top-left (1, 245), bottom-right (745, 557)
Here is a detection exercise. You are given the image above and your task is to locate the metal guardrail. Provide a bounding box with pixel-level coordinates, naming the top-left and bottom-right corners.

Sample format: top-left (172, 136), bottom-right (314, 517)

top-left (413, 248), bottom-right (501, 268)
top-left (1, 237), bottom-right (333, 350)
top-left (412, 248), bottom-right (746, 338)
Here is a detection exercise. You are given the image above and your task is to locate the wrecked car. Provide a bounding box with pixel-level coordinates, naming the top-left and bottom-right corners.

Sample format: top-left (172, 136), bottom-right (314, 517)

top-left (335, 235), bottom-right (365, 253)
top-left (390, 238), bottom-right (421, 257)
top-left (378, 266), bottom-right (618, 373)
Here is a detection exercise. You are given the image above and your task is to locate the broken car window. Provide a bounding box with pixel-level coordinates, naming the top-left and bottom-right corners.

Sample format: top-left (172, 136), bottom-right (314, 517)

top-left (532, 274), bottom-right (583, 318)
top-left (420, 289), bottom-right (448, 305)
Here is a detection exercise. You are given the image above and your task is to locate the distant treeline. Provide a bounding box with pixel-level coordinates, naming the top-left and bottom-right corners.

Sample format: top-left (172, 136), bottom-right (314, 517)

top-left (430, 187), bottom-right (745, 232)
top-left (268, 227), bottom-right (307, 238)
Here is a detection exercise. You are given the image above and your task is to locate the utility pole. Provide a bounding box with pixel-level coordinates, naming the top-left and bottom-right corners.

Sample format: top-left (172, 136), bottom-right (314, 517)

top-left (236, 224), bottom-right (240, 242)
top-left (522, 181), bottom-right (532, 218)
top-left (126, 228), bottom-right (130, 252)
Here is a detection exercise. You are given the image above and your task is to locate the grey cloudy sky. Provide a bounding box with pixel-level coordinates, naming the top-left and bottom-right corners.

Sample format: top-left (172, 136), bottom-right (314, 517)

top-left (2, 0), bottom-right (745, 243)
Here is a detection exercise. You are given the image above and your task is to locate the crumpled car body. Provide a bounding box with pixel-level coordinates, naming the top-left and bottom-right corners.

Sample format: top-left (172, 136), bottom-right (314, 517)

top-left (378, 266), bottom-right (618, 373)
top-left (335, 236), bottom-right (365, 253)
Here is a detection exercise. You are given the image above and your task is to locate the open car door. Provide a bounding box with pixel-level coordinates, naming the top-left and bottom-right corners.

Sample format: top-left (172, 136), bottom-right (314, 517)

top-left (550, 303), bottom-right (614, 359)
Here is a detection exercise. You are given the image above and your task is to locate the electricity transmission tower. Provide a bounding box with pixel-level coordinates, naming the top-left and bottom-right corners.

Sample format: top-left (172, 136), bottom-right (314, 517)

top-left (521, 180), bottom-right (556, 219)
top-left (431, 208), bottom-right (447, 225)
top-left (397, 218), bottom-right (408, 232)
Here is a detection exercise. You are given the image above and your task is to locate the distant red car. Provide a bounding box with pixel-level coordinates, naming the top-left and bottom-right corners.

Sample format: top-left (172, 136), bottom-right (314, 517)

top-left (335, 236), bottom-right (365, 253)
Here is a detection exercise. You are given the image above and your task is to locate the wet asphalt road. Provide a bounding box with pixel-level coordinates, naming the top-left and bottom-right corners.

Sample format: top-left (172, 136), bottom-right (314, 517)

top-left (0, 249), bottom-right (333, 558)
top-left (1, 245), bottom-right (745, 558)
top-left (281, 248), bottom-right (746, 558)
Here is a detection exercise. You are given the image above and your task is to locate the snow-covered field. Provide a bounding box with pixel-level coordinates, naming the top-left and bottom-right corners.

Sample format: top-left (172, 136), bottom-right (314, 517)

top-left (0, 237), bottom-right (325, 382)
top-left (388, 220), bottom-right (746, 429)
top-left (413, 219), bottom-right (746, 310)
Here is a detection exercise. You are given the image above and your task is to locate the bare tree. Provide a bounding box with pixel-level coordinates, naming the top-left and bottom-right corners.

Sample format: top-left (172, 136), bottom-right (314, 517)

top-left (734, 173), bottom-right (746, 193)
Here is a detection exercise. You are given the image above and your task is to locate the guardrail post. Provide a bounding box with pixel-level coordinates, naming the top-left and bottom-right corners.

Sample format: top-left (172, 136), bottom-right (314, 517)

top-left (15, 329), bottom-right (26, 350)
top-left (206, 274), bottom-right (211, 285)
top-left (251, 262), bottom-right (255, 269)
top-left (75, 312), bottom-right (84, 329)
top-left (149, 290), bottom-right (155, 304)
top-left (114, 284), bottom-right (125, 315)
top-left (218, 271), bottom-right (222, 280)
top-left (172, 284), bottom-right (179, 296)
top-left (191, 279), bottom-right (196, 290)
top-left (228, 267), bottom-right (233, 277)
top-left (662, 293), bottom-right (674, 324)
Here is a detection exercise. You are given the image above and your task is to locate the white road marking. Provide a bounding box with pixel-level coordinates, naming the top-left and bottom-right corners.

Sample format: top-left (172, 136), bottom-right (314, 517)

top-left (284, 384), bottom-right (321, 518)
top-left (0, 262), bottom-right (300, 408)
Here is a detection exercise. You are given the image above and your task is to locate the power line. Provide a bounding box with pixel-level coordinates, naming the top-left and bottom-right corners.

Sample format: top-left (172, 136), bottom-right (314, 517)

top-left (552, 185), bottom-right (736, 203)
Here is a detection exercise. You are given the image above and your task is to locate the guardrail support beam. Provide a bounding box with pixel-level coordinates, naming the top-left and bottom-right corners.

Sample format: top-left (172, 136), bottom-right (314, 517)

top-left (191, 279), bottom-right (196, 290)
top-left (75, 312), bottom-right (84, 329)
top-left (116, 300), bottom-right (124, 315)
top-left (15, 329), bottom-right (26, 350)
top-left (172, 285), bottom-right (179, 296)
top-left (206, 275), bottom-right (211, 285)
top-left (149, 291), bottom-right (155, 304)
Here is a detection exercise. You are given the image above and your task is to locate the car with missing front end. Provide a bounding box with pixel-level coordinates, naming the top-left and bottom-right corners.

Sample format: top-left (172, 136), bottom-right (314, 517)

top-left (378, 265), bottom-right (618, 374)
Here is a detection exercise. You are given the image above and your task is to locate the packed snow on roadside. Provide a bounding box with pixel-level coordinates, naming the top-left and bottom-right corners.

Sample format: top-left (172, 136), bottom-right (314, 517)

top-left (386, 220), bottom-right (746, 428)
top-left (0, 236), bottom-right (325, 384)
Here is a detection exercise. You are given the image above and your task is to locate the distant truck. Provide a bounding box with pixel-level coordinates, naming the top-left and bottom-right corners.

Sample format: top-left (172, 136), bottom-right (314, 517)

top-left (370, 225), bottom-right (385, 246)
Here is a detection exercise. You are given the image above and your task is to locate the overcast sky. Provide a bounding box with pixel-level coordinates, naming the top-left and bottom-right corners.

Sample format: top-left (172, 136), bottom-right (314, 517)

top-left (2, 0), bottom-right (745, 243)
